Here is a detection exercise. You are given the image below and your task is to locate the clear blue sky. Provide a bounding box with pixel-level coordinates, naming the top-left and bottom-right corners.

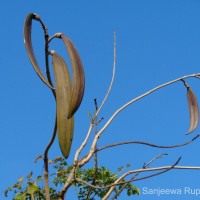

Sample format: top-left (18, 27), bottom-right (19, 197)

top-left (1, 1), bottom-right (200, 199)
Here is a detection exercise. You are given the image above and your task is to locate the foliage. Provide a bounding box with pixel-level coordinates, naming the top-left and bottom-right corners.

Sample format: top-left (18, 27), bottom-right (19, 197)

top-left (5, 157), bottom-right (140, 199)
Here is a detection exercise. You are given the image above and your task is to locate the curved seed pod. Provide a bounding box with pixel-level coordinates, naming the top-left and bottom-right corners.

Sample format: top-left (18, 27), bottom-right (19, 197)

top-left (60, 34), bottom-right (85, 118)
top-left (24, 13), bottom-right (53, 89)
top-left (52, 52), bottom-right (74, 158)
top-left (186, 87), bottom-right (199, 135)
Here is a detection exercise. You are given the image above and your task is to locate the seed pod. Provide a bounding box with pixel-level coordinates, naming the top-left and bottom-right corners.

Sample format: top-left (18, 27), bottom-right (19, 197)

top-left (52, 52), bottom-right (74, 158)
top-left (24, 13), bottom-right (53, 89)
top-left (186, 87), bottom-right (199, 135)
top-left (60, 34), bottom-right (85, 118)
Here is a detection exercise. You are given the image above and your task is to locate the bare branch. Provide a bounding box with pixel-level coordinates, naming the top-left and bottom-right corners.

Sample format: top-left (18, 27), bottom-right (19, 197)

top-left (76, 32), bottom-right (116, 166)
top-left (94, 98), bottom-right (98, 111)
top-left (132, 165), bottom-right (200, 173)
top-left (133, 157), bottom-right (182, 182)
top-left (96, 134), bottom-right (200, 152)
top-left (48, 33), bottom-right (62, 43)
top-left (143, 153), bottom-right (168, 168)
top-left (97, 73), bottom-right (200, 140)
top-left (103, 157), bottom-right (182, 199)
top-left (74, 124), bottom-right (93, 165)
top-left (43, 118), bottom-right (57, 198)
top-left (96, 31), bottom-right (117, 115)
top-left (85, 100), bottom-right (99, 199)
top-left (78, 73), bottom-right (200, 166)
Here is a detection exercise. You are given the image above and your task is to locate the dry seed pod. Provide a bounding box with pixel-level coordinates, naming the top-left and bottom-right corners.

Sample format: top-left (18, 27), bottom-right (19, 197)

top-left (52, 52), bottom-right (74, 158)
top-left (186, 87), bottom-right (199, 135)
top-left (60, 34), bottom-right (85, 118)
top-left (24, 13), bottom-right (53, 89)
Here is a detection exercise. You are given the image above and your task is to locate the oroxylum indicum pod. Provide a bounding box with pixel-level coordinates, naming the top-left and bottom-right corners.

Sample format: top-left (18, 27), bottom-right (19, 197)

top-left (51, 51), bottom-right (74, 158)
top-left (186, 86), bottom-right (199, 135)
top-left (60, 34), bottom-right (85, 118)
top-left (50, 34), bottom-right (85, 158)
top-left (182, 80), bottom-right (199, 135)
top-left (24, 13), bottom-right (54, 89)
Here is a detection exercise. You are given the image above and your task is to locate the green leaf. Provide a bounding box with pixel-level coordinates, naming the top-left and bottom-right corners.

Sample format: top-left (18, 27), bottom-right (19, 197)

top-left (52, 52), bottom-right (74, 158)
top-left (25, 183), bottom-right (40, 199)
top-left (60, 34), bottom-right (85, 118)
top-left (13, 193), bottom-right (27, 200)
top-left (24, 13), bottom-right (53, 89)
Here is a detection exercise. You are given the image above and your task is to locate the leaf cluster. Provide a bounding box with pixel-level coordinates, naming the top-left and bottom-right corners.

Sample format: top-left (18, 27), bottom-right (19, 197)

top-left (51, 157), bottom-right (140, 199)
top-left (5, 157), bottom-right (139, 200)
top-left (74, 166), bottom-right (139, 199)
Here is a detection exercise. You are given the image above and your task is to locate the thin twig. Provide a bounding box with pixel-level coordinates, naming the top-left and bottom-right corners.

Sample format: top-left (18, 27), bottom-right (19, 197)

top-left (143, 153), bottom-right (168, 168)
top-left (111, 153), bottom-right (168, 199)
top-left (48, 33), bottom-right (62, 44)
top-left (86, 99), bottom-right (99, 199)
top-left (96, 31), bottom-right (117, 116)
top-left (74, 32), bottom-right (116, 165)
top-left (96, 134), bottom-right (200, 152)
top-left (74, 124), bottom-right (93, 165)
top-left (94, 98), bottom-right (98, 111)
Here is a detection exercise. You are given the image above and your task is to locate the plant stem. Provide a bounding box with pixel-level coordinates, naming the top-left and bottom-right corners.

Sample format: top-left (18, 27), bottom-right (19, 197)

top-left (37, 15), bottom-right (57, 200)
top-left (43, 118), bottom-right (57, 199)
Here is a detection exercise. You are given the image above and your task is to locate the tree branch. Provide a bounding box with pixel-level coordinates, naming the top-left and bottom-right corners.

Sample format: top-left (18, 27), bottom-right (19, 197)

top-left (58, 166), bottom-right (76, 199)
top-left (74, 32), bottom-right (117, 166)
top-left (74, 124), bottom-right (93, 165)
top-left (78, 73), bottom-right (200, 167)
top-left (37, 17), bottom-right (56, 97)
top-left (43, 118), bottom-right (57, 197)
top-left (86, 99), bottom-right (100, 199)
top-left (97, 73), bottom-right (200, 142)
top-left (96, 31), bottom-right (116, 115)
top-left (96, 134), bottom-right (200, 152)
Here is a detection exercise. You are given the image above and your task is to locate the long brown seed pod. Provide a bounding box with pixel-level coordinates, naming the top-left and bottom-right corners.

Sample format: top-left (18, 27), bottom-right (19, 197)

top-left (24, 13), bottom-right (53, 89)
top-left (186, 87), bottom-right (199, 135)
top-left (52, 51), bottom-right (74, 158)
top-left (60, 34), bottom-right (85, 118)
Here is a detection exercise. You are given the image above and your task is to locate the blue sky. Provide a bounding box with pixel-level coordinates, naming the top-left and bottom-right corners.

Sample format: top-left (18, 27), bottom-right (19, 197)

top-left (1, 1), bottom-right (200, 199)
